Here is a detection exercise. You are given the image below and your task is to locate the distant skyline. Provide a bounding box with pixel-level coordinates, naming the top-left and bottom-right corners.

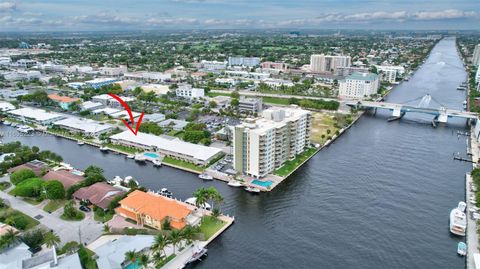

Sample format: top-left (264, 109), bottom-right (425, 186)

top-left (0, 0), bottom-right (479, 31)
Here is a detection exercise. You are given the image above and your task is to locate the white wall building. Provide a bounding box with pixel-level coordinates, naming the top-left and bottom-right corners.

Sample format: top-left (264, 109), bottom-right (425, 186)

top-left (310, 54), bottom-right (351, 73)
top-left (339, 72), bottom-right (380, 99)
top-left (200, 60), bottom-right (227, 71)
top-left (175, 85), bottom-right (205, 99)
top-left (380, 69), bottom-right (397, 83)
top-left (473, 44), bottom-right (480, 67)
top-left (53, 117), bottom-right (114, 136)
top-left (3, 70), bottom-right (41, 81)
top-left (8, 107), bottom-right (65, 125)
top-left (228, 56), bottom-right (261, 67)
top-left (233, 106), bottom-right (312, 178)
top-left (99, 65), bottom-right (127, 76)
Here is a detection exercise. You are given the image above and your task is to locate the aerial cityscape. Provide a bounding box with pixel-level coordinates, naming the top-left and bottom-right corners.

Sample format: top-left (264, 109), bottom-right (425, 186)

top-left (0, 0), bottom-right (479, 268)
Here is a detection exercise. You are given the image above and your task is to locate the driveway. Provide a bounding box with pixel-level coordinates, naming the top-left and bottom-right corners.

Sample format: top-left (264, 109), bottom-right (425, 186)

top-left (0, 177), bottom-right (103, 246)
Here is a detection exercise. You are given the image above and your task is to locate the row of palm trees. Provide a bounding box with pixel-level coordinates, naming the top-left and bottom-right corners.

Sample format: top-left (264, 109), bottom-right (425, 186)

top-left (124, 225), bottom-right (199, 268)
top-left (0, 229), bottom-right (60, 251)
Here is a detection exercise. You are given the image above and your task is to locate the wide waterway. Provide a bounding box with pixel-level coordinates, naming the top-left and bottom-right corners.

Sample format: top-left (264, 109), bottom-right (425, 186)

top-left (0, 37), bottom-right (471, 268)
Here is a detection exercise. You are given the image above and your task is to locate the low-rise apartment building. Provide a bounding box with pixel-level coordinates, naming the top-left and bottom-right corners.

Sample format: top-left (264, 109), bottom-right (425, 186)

top-left (338, 72), bottom-right (380, 99)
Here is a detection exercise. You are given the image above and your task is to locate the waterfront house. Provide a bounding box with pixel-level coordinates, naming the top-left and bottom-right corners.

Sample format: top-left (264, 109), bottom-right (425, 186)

top-left (73, 182), bottom-right (125, 210)
top-left (8, 107), bottom-right (65, 125)
top-left (42, 170), bottom-right (85, 189)
top-left (47, 94), bottom-right (80, 110)
top-left (116, 190), bottom-right (200, 230)
top-left (7, 160), bottom-right (49, 176)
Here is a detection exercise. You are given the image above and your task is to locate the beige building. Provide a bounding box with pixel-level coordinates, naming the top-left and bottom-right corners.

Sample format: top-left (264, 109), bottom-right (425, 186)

top-left (310, 54), bottom-right (351, 73)
top-left (233, 106), bottom-right (312, 178)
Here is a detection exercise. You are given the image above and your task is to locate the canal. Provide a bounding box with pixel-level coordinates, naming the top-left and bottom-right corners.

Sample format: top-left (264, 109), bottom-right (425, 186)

top-left (0, 37), bottom-right (470, 268)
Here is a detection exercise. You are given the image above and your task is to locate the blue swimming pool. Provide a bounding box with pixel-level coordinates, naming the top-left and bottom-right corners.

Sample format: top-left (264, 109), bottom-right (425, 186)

top-left (143, 152), bottom-right (159, 158)
top-left (251, 180), bottom-right (273, 187)
top-left (123, 261), bottom-right (139, 269)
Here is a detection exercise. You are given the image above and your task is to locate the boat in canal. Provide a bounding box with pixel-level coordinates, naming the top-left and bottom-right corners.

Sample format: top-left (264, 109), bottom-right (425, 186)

top-left (227, 180), bottom-right (243, 187)
top-left (449, 201), bottom-right (467, 236)
top-left (185, 247), bottom-right (208, 265)
top-left (17, 125), bottom-right (34, 133)
top-left (185, 197), bottom-right (211, 210)
top-left (134, 154), bottom-right (147, 163)
top-left (99, 146), bottom-right (109, 152)
top-left (152, 159), bottom-right (162, 167)
top-left (77, 141), bottom-right (85, 146)
top-left (457, 242), bottom-right (467, 256)
top-left (199, 173), bottom-right (213, 180)
top-left (244, 186), bottom-right (261, 193)
top-left (126, 154), bottom-right (134, 159)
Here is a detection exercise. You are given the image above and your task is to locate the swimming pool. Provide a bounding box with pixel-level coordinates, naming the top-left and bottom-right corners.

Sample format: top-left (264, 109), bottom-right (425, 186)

top-left (251, 180), bottom-right (273, 187)
top-left (143, 152), bottom-right (159, 159)
top-left (123, 261), bottom-right (139, 269)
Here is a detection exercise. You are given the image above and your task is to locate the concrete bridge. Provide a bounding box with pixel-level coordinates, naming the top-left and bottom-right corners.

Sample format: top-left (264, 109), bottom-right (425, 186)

top-left (346, 96), bottom-right (478, 125)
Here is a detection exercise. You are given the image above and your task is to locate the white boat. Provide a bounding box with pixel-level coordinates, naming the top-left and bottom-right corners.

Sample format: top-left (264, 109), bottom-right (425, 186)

top-left (152, 159), bottom-right (162, 167)
top-left (244, 186), bottom-right (261, 193)
top-left (3, 121), bottom-right (11, 126)
top-left (99, 146), bottom-right (109, 152)
top-left (227, 180), bottom-right (243, 187)
top-left (458, 242), bottom-right (467, 256)
top-left (17, 126), bottom-right (34, 133)
top-left (199, 173), bottom-right (213, 181)
top-left (450, 201), bottom-right (467, 236)
top-left (77, 141), bottom-right (85, 146)
top-left (185, 247), bottom-right (208, 265)
top-left (126, 155), bottom-right (135, 159)
top-left (134, 154), bottom-right (146, 162)
top-left (11, 123), bottom-right (18, 127)
top-left (185, 197), bottom-right (211, 210)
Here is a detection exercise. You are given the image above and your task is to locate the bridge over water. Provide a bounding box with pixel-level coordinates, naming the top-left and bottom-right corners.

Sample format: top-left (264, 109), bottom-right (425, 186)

top-left (346, 94), bottom-right (478, 126)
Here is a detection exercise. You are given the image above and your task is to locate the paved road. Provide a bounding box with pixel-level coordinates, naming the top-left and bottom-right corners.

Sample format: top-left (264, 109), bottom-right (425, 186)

top-left (0, 176), bottom-right (103, 246)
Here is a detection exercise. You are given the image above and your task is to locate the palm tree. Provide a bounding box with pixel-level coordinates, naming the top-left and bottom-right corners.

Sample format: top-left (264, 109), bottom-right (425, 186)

top-left (168, 230), bottom-right (182, 254)
top-left (151, 233), bottom-right (168, 258)
top-left (211, 208), bottom-right (221, 220)
top-left (103, 224), bottom-right (110, 233)
top-left (44, 232), bottom-right (60, 248)
top-left (193, 188), bottom-right (208, 216)
top-left (181, 225), bottom-right (196, 245)
top-left (2, 229), bottom-right (18, 247)
top-left (124, 250), bottom-right (137, 263)
top-left (138, 254), bottom-right (149, 268)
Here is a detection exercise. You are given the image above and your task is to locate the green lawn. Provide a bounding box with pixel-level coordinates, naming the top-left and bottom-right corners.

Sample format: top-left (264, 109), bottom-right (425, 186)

top-left (0, 182), bottom-right (11, 190)
top-left (157, 254), bottom-right (176, 267)
top-left (43, 200), bottom-right (67, 213)
top-left (199, 216), bottom-right (226, 240)
top-left (274, 147), bottom-right (318, 177)
top-left (22, 197), bottom-right (44, 205)
top-left (162, 157), bottom-right (204, 172)
top-left (104, 143), bottom-right (140, 154)
top-left (207, 92), bottom-right (231, 97)
top-left (0, 207), bottom-right (39, 230)
top-left (262, 97), bottom-right (291, 105)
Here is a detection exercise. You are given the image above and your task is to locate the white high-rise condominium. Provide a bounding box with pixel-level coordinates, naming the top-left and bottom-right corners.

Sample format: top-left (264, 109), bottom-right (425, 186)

top-left (233, 106), bottom-right (312, 178)
top-left (310, 54), bottom-right (351, 73)
top-left (339, 72), bottom-right (380, 99)
top-left (473, 44), bottom-right (480, 66)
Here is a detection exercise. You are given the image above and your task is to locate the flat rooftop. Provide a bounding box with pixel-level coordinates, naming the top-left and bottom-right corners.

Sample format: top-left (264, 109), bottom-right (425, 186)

top-left (110, 130), bottom-right (222, 162)
top-left (9, 107), bottom-right (64, 122)
top-left (54, 117), bottom-right (113, 134)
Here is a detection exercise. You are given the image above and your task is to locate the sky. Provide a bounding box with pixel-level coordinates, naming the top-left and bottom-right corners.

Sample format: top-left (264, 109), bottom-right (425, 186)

top-left (0, 0), bottom-right (479, 31)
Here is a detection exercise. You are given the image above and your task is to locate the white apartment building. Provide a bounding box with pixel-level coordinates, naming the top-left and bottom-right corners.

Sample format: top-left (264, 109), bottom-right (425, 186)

top-left (238, 97), bottom-right (263, 114)
top-left (476, 66), bottom-right (480, 84)
top-left (200, 60), bottom-right (227, 71)
top-left (310, 54), bottom-right (351, 73)
top-left (339, 72), bottom-right (380, 99)
top-left (473, 44), bottom-right (480, 66)
top-left (228, 56), bottom-right (261, 67)
top-left (99, 66), bottom-right (127, 76)
top-left (233, 106), bottom-right (312, 178)
top-left (375, 65), bottom-right (405, 76)
top-left (124, 71), bottom-right (171, 82)
top-left (0, 56), bottom-right (11, 66)
top-left (380, 69), bottom-right (397, 83)
top-left (3, 70), bottom-right (41, 81)
top-left (175, 85), bottom-right (205, 99)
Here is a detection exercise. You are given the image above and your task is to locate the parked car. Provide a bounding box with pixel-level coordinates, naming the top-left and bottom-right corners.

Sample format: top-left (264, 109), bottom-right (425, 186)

top-left (79, 205), bottom-right (91, 212)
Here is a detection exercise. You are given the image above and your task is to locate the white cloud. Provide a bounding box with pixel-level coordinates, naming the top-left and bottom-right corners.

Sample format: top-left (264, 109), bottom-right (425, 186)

top-left (0, 1), bottom-right (16, 12)
top-left (413, 9), bottom-right (477, 20)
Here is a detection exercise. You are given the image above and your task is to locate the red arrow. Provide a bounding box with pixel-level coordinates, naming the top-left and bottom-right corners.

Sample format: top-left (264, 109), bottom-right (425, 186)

top-left (108, 93), bottom-right (144, 135)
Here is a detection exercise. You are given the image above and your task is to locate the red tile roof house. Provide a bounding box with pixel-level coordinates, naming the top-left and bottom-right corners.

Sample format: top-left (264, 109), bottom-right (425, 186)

top-left (7, 160), bottom-right (49, 176)
top-left (73, 182), bottom-right (126, 210)
top-left (42, 170), bottom-right (85, 189)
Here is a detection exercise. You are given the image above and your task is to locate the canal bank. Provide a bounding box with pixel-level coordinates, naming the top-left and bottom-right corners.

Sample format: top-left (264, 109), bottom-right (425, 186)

top-left (0, 38), bottom-right (471, 269)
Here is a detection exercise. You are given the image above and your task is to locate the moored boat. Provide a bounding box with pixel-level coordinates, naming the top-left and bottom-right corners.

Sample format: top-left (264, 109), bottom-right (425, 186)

top-left (185, 247), bottom-right (208, 265)
top-left (99, 146), bottom-right (109, 152)
top-left (126, 154), bottom-right (135, 159)
top-left (450, 201), bottom-right (467, 236)
top-left (185, 197), bottom-right (211, 210)
top-left (134, 154), bottom-right (146, 162)
top-left (77, 141), bottom-right (85, 146)
top-left (199, 173), bottom-right (213, 181)
top-left (244, 186), bottom-right (261, 193)
top-left (152, 159), bottom-right (162, 167)
top-left (457, 242), bottom-right (467, 256)
top-left (227, 180), bottom-right (243, 187)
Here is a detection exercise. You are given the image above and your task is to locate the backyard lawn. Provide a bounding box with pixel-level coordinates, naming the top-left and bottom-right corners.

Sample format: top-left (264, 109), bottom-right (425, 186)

top-left (274, 147), bottom-right (318, 177)
top-left (0, 207), bottom-right (39, 230)
top-left (199, 216), bottom-right (226, 240)
top-left (162, 157), bottom-right (204, 172)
